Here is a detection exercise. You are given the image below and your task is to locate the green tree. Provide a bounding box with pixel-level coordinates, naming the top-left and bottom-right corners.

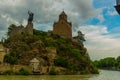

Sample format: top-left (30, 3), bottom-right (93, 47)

top-left (94, 57), bottom-right (116, 69)
top-left (7, 24), bottom-right (16, 36)
top-left (116, 56), bottom-right (120, 69)
top-left (117, 56), bottom-right (120, 63)
top-left (4, 54), bottom-right (18, 70)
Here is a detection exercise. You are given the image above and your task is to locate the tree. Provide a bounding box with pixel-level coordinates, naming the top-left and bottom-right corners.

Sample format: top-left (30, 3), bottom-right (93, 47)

top-left (7, 24), bottom-right (16, 36)
top-left (117, 56), bottom-right (120, 63)
top-left (94, 57), bottom-right (116, 68)
top-left (116, 56), bottom-right (120, 68)
top-left (4, 54), bottom-right (18, 70)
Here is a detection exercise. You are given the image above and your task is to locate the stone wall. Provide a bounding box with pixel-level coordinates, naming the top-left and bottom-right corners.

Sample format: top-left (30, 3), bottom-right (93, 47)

top-left (10, 23), bottom-right (33, 37)
top-left (53, 21), bottom-right (72, 39)
top-left (25, 22), bottom-right (33, 35)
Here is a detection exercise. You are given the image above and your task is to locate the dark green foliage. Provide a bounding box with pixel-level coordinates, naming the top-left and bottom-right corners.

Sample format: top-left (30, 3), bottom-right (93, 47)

top-left (2, 70), bottom-right (14, 75)
top-left (95, 57), bottom-right (116, 68)
top-left (19, 68), bottom-right (29, 75)
top-left (43, 39), bottom-right (55, 47)
top-left (49, 67), bottom-right (58, 75)
top-left (57, 45), bottom-right (81, 61)
top-left (54, 57), bottom-right (69, 67)
top-left (7, 24), bottom-right (16, 36)
top-left (4, 54), bottom-right (18, 70)
top-left (54, 57), bottom-right (79, 71)
top-left (116, 56), bottom-right (120, 69)
top-left (33, 29), bottom-right (46, 41)
top-left (93, 57), bottom-right (120, 70)
top-left (117, 56), bottom-right (120, 63)
top-left (91, 67), bottom-right (99, 74)
top-left (81, 70), bottom-right (89, 74)
top-left (70, 48), bottom-right (81, 61)
top-left (93, 60), bottom-right (100, 67)
top-left (52, 34), bottom-right (60, 39)
top-left (4, 54), bottom-right (18, 65)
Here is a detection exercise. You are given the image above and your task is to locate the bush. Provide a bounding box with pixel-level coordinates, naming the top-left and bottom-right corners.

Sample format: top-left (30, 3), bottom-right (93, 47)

top-left (49, 67), bottom-right (58, 75)
top-left (81, 69), bottom-right (89, 74)
top-left (54, 57), bottom-right (79, 71)
top-left (52, 34), bottom-right (60, 39)
top-left (70, 48), bottom-right (81, 61)
top-left (19, 68), bottom-right (29, 75)
top-left (54, 57), bottom-right (69, 67)
top-left (14, 71), bottom-right (20, 75)
top-left (43, 39), bottom-right (55, 47)
top-left (91, 67), bottom-right (99, 74)
top-left (2, 70), bottom-right (13, 75)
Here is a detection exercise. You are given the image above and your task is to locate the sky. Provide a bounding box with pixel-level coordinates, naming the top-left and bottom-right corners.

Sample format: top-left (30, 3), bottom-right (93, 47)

top-left (0, 0), bottom-right (120, 60)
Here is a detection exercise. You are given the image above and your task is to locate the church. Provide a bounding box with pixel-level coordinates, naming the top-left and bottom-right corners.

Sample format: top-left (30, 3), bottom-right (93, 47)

top-left (53, 11), bottom-right (72, 39)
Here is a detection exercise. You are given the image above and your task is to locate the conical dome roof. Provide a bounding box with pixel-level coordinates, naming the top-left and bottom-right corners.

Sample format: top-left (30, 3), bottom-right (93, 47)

top-left (30, 58), bottom-right (39, 63)
top-left (60, 11), bottom-right (67, 16)
top-left (59, 11), bottom-right (67, 21)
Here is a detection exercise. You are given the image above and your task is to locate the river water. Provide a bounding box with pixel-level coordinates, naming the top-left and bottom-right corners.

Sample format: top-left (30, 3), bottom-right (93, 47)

top-left (0, 70), bottom-right (120, 80)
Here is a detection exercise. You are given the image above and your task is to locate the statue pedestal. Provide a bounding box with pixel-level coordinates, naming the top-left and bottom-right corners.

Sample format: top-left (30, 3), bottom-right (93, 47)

top-left (25, 22), bottom-right (33, 35)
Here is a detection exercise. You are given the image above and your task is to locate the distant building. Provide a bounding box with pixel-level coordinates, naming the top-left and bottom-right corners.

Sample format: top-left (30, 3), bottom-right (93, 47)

top-left (53, 11), bottom-right (72, 39)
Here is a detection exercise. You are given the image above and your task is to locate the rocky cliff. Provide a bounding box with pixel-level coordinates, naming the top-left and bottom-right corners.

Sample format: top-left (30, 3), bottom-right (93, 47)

top-left (3, 29), bottom-right (98, 74)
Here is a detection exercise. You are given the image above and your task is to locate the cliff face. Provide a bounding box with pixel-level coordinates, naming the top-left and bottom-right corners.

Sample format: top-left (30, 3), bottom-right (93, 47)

top-left (3, 29), bottom-right (98, 74)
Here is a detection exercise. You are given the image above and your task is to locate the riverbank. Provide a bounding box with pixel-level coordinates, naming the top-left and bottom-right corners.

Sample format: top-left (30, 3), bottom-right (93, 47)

top-left (99, 68), bottom-right (120, 71)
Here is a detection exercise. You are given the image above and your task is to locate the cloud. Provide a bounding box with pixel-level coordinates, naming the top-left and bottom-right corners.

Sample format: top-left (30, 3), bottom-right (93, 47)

top-left (0, 0), bottom-right (101, 39)
top-left (76, 25), bottom-right (120, 60)
top-left (97, 14), bottom-right (105, 23)
top-left (0, 0), bottom-right (120, 61)
top-left (108, 11), bottom-right (118, 16)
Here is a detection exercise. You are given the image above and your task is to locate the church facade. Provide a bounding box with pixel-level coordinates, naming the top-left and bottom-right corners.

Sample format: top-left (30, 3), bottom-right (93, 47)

top-left (53, 11), bottom-right (72, 39)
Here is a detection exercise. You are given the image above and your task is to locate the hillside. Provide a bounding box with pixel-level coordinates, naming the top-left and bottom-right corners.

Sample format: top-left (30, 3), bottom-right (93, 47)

top-left (3, 28), bottom-right (98, 74)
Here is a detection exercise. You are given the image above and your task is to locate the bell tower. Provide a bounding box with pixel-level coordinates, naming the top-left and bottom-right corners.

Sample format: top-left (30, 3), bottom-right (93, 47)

top-left (59, 11), bottom-right (67, 21)
top-left (53, 11), bottom-right (72, 39)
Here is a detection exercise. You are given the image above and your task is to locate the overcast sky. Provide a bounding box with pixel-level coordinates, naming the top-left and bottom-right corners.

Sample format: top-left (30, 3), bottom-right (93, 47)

top-left (0, 0), bottom-right (120, 60)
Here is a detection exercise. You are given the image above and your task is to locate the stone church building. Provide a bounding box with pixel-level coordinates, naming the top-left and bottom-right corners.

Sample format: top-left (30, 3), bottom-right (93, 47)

top-left (53, 11), bottom-right (72, 39)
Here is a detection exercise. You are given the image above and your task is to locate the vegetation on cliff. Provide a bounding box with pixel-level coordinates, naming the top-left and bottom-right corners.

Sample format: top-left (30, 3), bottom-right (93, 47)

top-left (3, 24), bottom-right (99, 74)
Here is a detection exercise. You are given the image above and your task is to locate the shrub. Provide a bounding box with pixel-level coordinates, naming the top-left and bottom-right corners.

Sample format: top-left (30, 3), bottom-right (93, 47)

top-left (54, 57), bottom-right (68, 67)
top-left (14, 71), bottom-right (20, 75)
top-left (91, 67), bottom-right (99, 74)
top-left (49, 67), bottom-right (58, 75)
top-left (54, 57), bottom-right (79, 71)
top-left (70, 48), bottom-right (81, 61)
top-left (52, 34), bottom-right (60, 39)
top-left (2, 70), bottom-right (13, 75)
top-left (81, 69), bottom-right (89, 74)
top-left (19, 68), bottom-right (29, 75)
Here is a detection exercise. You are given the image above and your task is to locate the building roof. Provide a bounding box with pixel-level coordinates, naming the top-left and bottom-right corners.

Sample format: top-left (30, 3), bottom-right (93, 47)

top-left (60, 11), bottom-right (67, 16)
top-left (30, 58), bottom-right (40, 63)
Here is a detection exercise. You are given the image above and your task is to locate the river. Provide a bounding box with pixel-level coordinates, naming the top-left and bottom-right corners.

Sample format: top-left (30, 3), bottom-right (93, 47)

top-left (0, 70), bottom-right (120, 80)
